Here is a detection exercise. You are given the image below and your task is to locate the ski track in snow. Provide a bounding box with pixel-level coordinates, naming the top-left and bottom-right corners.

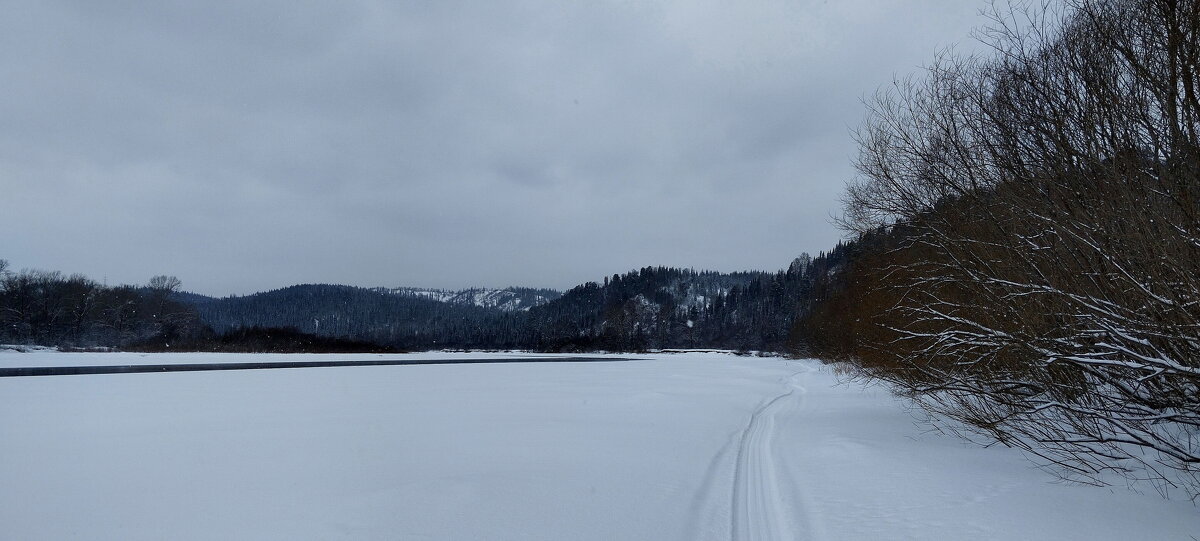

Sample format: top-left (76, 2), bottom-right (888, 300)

top-left (730, 364), bottom-right (825, 541)
top-left (4, 352), bottom-right (1199, 540)
top-left (682, 428), bottom-right (740, 541)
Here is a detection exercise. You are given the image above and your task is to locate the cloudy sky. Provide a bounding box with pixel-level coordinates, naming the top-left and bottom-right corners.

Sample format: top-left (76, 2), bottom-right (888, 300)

top-left (2, 0), bottom-right (985, 296)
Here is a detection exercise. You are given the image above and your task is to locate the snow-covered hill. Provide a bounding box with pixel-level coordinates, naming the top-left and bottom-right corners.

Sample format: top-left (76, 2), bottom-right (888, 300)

top-left (381, 286), bottom-right (560, 312)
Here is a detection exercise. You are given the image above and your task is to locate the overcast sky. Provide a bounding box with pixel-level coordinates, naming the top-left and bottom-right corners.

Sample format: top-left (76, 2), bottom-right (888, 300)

top-left (2, 0), bottom-right (986, 296)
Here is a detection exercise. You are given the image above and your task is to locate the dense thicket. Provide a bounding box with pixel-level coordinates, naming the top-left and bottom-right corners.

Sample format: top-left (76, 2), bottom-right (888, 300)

top-left (0, 261), bottom-right (205, 348)
top-left (813, 0), bottom-right (1200, 497)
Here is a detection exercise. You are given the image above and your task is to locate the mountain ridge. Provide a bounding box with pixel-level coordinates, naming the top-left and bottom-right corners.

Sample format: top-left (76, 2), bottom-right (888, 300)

top-left (377, 286), bottom-right (561, 312)
top-left (166, 253), bottom-right (849, 352)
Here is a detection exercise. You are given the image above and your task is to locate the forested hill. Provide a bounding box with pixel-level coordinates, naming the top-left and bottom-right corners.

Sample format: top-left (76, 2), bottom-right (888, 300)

top-left (513, 247), bottom-right (857, 352)
top-left (524, 266), bottom-right (783, 351)
top-left (179, 284), bottom-right (508, 350)
top-left (0, 250), bottom-right (857, 353)
top-left (376, 286), bottom-right (561, 312)
top-left (169, 250), bottom-right (856, 353)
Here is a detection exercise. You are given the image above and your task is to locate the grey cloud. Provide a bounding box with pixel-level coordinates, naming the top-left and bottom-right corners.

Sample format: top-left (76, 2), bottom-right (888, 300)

top-left (2, 0), bottom-right (987, 295)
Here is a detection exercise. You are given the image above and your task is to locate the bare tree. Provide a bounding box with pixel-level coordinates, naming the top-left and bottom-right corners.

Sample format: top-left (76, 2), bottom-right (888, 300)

top-left (145, 275), bottom-right (184, 338)
top-left (147, 275), bottom-right (182, 294)
top-left (840, 0), bottom-right (1200, 497)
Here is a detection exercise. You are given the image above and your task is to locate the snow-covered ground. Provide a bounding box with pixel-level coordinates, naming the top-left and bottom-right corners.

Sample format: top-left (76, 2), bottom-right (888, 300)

top-left (0, 351), bottom-right (1195, 540)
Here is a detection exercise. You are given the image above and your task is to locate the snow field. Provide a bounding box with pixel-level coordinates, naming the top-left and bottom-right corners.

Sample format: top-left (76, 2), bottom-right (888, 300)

top-left (0, 352), bottom-right (1195, 540)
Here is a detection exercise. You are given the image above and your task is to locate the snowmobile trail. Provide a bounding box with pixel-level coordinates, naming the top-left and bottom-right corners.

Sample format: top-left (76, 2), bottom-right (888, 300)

top-left (730, 365), bottom-right (825, 541)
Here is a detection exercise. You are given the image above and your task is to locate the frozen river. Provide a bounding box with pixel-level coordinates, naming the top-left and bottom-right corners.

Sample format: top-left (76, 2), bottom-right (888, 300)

top-left (1, 350), bottom-right (1195, 540)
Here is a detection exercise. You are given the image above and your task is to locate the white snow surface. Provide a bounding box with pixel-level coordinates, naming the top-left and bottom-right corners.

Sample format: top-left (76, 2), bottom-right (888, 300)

top-left (0, 351), bottom-right (1195, 540)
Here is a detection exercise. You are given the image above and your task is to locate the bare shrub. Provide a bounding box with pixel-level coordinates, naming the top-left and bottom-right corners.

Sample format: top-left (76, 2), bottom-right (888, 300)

top-left (841, 0), bottom-right (1200, 497)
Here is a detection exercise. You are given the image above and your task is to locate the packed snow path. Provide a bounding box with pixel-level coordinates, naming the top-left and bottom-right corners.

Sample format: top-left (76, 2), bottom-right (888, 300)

top-left (0, 350), bottom-right (1196, 540)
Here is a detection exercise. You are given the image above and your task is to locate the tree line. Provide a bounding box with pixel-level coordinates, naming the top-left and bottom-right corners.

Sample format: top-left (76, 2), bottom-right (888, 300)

top-left (0, 260), bottom-right (206, 348)
top-left (0, 256), bottom-right (852, 355)
top-left (519, 255), bottom-right (852, 352)
top-left (188, 283), bottom-right (512, 350)
top-left (0, 263), bottom-right (391, 352)
top-left (800, 0), bottom-right (1200, 499)
top-left (173, 258), bottom-right (852, 353)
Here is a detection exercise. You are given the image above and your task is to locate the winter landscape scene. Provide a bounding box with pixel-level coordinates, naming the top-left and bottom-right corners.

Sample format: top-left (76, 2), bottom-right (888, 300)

top-left (4, 0), bottom-right (1200, 539)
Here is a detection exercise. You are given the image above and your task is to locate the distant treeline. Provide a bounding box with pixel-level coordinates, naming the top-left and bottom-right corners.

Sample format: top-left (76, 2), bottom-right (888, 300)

top-left (0, 250), bottom-right (859, 355)
top-left (514, 260), bottom-right (846, 352)
top-left (0, 261), bottom-right (393, 353)
top-left (172, 252), bottom-right (855, 353)
top-left (187, 284), bottom-right (509, 350)
top-left (0, 264), bottom-right (205, 348)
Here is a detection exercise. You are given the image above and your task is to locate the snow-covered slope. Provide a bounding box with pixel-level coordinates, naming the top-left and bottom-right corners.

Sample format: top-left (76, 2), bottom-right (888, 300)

top-left (0, 352), bottom-right (1194, 540)
top-left (381, 286), bottom-right (560, 312)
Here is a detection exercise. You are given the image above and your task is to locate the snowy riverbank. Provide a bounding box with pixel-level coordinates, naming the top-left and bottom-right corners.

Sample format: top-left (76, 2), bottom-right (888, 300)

top-left (1, 351), bottom-right (1194, 539)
